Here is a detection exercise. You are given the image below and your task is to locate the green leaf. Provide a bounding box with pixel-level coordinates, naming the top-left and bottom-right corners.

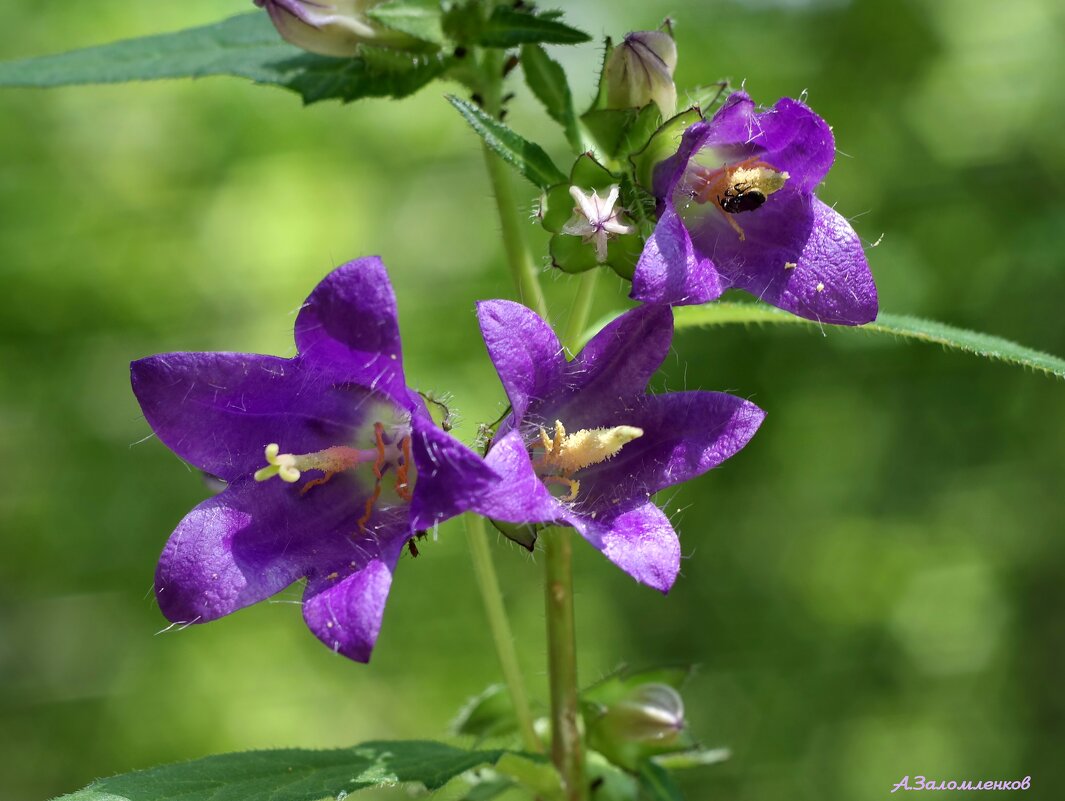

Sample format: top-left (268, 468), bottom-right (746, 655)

top-left (521, 44), bottom-right (580, 151)
top-left (479, 7), bottom-right (591, 47)
top-left (0, 13), bottom-right (449, 104)
top-left (368, 0), bottom-right (445, 44)
top-left (637, 761), bottom-right (685, 801)
top-left (495, 753), bottom-right (566, 801)
top-left (669, 302), bottom-right (1065, 380)
top-left (451, 683), bottom-right (521, 740)
top-left (54, 740), bottom-right (507, 801)
top-left (447, 95), bottom-right (567, 188)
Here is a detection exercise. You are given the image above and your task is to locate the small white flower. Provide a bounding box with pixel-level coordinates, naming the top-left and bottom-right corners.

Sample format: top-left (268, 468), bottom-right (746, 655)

top-left (562, 185), bottom-right (635, 263)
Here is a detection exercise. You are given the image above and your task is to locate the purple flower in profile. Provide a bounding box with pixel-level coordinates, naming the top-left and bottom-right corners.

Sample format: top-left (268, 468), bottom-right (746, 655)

top-left (470, 301), bottom-right (764, 592)
top-left (632, 91), bottom-right (878, 325)
top-left (131, 257), bottom-right (495, 662)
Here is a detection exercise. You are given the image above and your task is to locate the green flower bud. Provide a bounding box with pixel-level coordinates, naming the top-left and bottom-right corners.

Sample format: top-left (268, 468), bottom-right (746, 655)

top-left (587, 683), bottom-right (689, 771)
top-left (603, 31), bottom-right (678, 117)
top-left (255, 0), bottom-right (420, 57)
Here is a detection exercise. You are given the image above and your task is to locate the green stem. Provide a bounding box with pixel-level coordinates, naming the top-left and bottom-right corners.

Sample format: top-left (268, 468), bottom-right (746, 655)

top-left (464, 515), bottom-right (542, 753)
top-left (561, 269), bottom-right (600, 355)
top-left (543, 527), bottom-right (584, 800)
top-left (478, 48), bottom-right (550, 323)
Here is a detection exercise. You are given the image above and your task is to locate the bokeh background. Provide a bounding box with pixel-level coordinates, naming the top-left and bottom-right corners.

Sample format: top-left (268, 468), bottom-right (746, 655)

top-left (2, 1), bottom-right (1063, 799)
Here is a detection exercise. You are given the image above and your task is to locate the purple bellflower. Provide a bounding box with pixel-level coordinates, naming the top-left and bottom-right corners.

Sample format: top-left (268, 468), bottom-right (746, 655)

top-left (632, 91), bottom-right (878, 325)
top-left (131, 257), bottom-right (495, 662)
top-left (470, 300), bottom-right (764, 593)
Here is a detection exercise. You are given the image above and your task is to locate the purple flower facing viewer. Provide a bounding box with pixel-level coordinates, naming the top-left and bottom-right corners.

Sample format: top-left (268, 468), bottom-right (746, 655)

top-left (471, 300), bottom-right (764, 593)
top-left (131, 257), bottom-right (495, 662)
top-left (632, 91), bottom-right (878, 325)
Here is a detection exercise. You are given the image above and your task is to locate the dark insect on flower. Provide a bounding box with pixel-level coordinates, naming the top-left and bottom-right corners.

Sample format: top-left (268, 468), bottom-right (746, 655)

top-left (633, 91), bottom-right (878, 326)
top-left (718, 182), bottom-right (767, 215)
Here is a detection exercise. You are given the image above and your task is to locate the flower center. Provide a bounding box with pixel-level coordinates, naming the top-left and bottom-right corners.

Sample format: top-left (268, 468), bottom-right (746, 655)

top-left (254, 421), bottom-right (414, 531)
top-left (688, 156), bottom-right (789, 241)
top-left (532, 419), bottom-right (643, 501)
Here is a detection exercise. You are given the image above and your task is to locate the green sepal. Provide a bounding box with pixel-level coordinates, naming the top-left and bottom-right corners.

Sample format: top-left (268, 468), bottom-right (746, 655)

top-left (540, 153), bottom-right (619, 234)
top-left (447, 95), bottom-right (567, 188)
top-left (489, 518), bottom-right (540, 550)
top-left (685, 81), bottom-right (732, 115)
top-left (581, 104), bottom-right (663, 163)
top-left (549, 235), bottom-right (599, 274)
top-left (460, 777), bottom-right (516, 800)
top-left (636, 760), bottom-right (686, 801)
top-left (521, 44), bottom-right (581, 151)
top-left (631, 108), bottom-right (704, 191)
top-left (451, 684), bottom-right (521, 740)
top-left (367, 0), bottom-right (446, 45)
top-left (652, 747), bottom-right (731, 771)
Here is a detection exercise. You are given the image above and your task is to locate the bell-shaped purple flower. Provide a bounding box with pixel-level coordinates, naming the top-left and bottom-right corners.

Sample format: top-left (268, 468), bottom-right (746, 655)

top-left (470, 300), bottom-right (764, 593)
top-left (131, 257), bottom-right (495, 662)
top-left (632, 91), bottom-right (878, 326)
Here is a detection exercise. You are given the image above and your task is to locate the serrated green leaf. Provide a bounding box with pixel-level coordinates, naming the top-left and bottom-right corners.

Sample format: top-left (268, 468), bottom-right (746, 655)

top-left (675, 303), bottom-right (1065, 380)
top-left (637, 761), bottom-right (685, 801)
top-left (584, 302), bottom-right (1065, 380)
top-left (479, 7), bottom-right (591, 47)
top-left (53, 741), bottom-right (507, 801)
top-left (521, 44), bottom-right (580, 151)
top-left (447, 95), bottom-right (567, 188)
top-left (368, 0), bottom-right (445, 44)
top-left (0, 13), bottom-right (449, 105)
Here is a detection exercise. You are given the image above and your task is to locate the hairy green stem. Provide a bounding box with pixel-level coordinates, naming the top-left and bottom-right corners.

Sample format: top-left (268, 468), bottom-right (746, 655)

top-left (543, 527), bottom-right (584, 800)
top-left (464, 515), bottom-right (542, 753)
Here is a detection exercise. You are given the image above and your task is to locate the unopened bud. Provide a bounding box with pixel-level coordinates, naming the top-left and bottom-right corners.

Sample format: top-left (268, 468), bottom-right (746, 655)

top-left (603, 31), bottom-right (678, 117)
top-left (588, 683), bottom-right (688, 770)
top-left (255, 0), bottom-right (419, 57)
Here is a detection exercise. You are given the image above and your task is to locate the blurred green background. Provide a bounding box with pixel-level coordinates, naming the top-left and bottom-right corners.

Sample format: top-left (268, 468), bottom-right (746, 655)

top-left (2, 1), bottom-right (1063, 799)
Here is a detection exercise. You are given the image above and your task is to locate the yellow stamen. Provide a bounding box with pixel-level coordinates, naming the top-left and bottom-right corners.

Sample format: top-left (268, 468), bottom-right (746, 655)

top-left (534, 420), bottom-right (643, 501)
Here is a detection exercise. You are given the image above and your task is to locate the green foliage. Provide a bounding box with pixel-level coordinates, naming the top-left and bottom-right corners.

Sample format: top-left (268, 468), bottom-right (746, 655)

top-left (451, 683), bottom-right (521, 740)
top-left (478, 7), bottom-right (591, 47)
top-left (53, 741), bottom-right (507, 801)
top-left (447, 95), bottom-right (567, 188)
top-left (0, 13), bottom-right (449, 104)
top-left (521, 44), bottom-right (581, 151)
top-left (636, 761), bottom-right (684, 801)
top-left (367, 0), bottom-right (446, 45)
top-left (667, 303), bottom-right (1065, 380)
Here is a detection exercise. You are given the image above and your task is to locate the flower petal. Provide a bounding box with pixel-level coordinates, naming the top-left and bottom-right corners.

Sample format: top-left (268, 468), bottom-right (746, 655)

top-left (294, 256), bottom-right (408, 404)
top-left (471, 430), bottom-right (569, 526)
top-left (302, 533), bottom-right (407, 662)
top-left (758, 96), bottom-right (836, 193)
top-left (408, 405), bottom-right (500, 531)
top-left (574, 502), bottom-right (680, 593)
top-left (154, 477), bottom-right (369, 624)
top-left (578, 391), bottom-right (766, 507)
top-left (131, 353), bottom-right (374, 482)
top-left (477, 300), bottom-right (566, 420)
top-left (726, 197), bottom-right (877, 325)
top-left (556, 305), bottom-right (675, 425)
top-left (631, 207), bottom-right (726, 307)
